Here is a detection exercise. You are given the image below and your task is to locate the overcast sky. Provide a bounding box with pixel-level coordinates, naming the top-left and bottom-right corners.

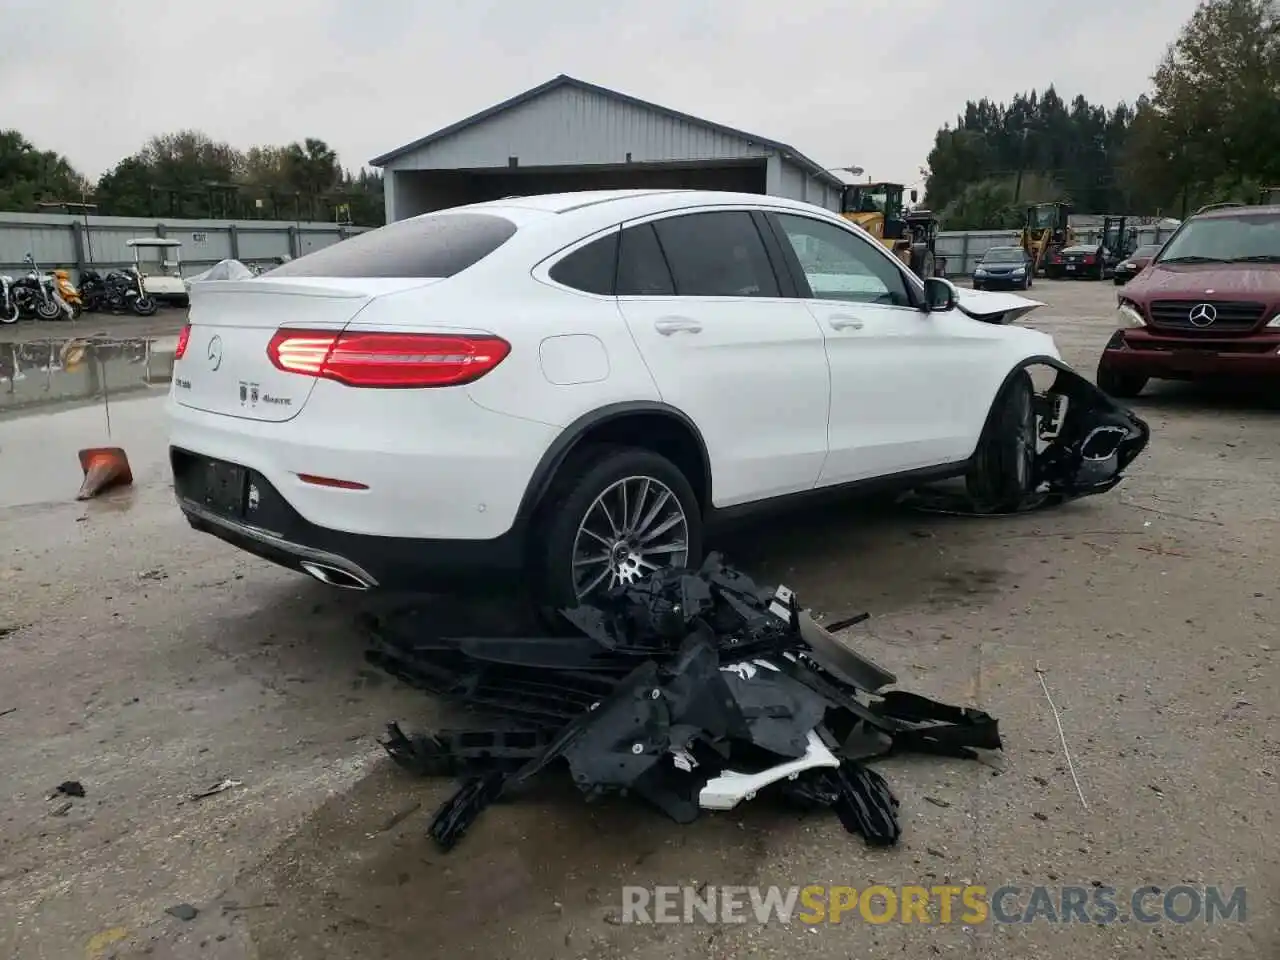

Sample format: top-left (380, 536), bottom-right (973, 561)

top-left (5, 0), bottom-right (1202, 185)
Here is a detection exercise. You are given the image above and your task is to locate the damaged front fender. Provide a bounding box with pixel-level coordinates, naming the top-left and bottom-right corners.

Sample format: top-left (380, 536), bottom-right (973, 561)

top-left (1032, 358), bottom-right (1150, 502)
top-left (909, 356), bottom-right (1150, 516)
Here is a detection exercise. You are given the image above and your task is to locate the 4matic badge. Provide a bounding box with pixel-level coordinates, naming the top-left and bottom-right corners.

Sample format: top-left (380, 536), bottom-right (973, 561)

top-left (239, 381), bottom-right (260, 406)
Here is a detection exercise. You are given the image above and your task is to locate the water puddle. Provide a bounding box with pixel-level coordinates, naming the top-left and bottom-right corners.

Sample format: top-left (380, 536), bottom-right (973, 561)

top-left (0, 336), bottom-right (174, 412)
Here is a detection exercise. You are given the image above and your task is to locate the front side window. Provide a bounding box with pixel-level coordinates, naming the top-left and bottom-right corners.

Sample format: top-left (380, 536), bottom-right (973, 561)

top-left (650, 212), bottom-right (780, 298)
top-left (773, 213), bottom-right (912, 307)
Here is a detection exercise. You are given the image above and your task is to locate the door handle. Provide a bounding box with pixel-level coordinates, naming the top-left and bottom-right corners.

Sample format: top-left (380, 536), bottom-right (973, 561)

top-left (654, 317), bottom-right (703, 335)
top-left (830, 317), bottom-right (864, 331)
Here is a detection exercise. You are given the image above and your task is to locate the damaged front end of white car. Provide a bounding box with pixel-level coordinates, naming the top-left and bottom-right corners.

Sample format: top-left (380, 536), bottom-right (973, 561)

top-left (915, 279), bottom-right (1151, 515)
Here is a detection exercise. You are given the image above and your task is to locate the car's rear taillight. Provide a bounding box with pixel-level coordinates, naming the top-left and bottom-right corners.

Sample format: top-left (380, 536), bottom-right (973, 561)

top-left (1084, 254), bottom-right (1096, 264)
top-left (174, 323), bottom-right (191, 360)
top-left (266, 329), bottom-right (511, 388)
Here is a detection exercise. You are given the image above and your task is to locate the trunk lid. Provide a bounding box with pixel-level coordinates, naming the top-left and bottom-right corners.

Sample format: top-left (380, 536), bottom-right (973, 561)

top-left (174, 276), bottom-right (439, 422)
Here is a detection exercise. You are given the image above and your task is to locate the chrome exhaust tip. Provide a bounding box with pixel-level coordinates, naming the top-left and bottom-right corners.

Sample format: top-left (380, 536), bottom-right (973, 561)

top-left (300, 560), bottom-right (372, 591)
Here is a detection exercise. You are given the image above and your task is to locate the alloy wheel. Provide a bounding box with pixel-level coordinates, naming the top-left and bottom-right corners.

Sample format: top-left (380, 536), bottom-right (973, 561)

top-left (1013, 391), bottom-right (1037, 492)
top-left (571, 475), bottom-right (689, 600)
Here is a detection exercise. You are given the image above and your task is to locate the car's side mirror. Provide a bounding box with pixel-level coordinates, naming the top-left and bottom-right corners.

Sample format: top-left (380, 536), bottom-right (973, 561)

top-left (922, 276), bottom-right (957, 312)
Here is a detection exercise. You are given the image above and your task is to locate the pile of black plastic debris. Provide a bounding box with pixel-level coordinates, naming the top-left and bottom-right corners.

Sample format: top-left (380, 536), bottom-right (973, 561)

top-left (363, 556), bottom-right (1003, 852)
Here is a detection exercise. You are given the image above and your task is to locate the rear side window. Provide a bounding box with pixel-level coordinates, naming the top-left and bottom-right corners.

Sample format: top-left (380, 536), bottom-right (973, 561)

top-left (266, 213), bottom-right (517, 278)
top-left (549, 231), bottom-right (618, 294)
top-left (617, 224), bottom-right (675, 296)
top-left (652, 212), bottom-right (780, 298)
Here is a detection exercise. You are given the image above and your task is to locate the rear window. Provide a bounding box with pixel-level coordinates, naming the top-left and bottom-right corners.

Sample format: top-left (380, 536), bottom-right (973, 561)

top-left (266, 213), bottom-right (517, 278)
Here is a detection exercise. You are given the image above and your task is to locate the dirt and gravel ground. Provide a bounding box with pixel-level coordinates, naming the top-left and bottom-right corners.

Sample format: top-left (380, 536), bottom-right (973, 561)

top-left (0, 279), bottom-right (1276, 960)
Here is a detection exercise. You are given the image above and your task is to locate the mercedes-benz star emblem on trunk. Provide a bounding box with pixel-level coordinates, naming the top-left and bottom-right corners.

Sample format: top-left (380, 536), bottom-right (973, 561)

top-left (1188, 303), bottom-right (1217, 327)
top-left (207, 334), bottom-right (224, 370)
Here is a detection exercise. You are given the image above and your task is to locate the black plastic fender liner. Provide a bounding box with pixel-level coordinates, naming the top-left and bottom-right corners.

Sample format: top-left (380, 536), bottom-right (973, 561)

top-left (373, 557), bottom-right (1008, 853)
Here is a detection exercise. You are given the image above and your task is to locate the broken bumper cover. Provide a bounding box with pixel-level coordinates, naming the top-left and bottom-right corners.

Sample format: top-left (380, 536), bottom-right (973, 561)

top-left (366, 555), bottom-right (1004, 852)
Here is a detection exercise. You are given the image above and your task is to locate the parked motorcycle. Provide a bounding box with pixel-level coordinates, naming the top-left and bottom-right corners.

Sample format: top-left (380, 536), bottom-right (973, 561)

top-left (0, 275), bottom-right (18, 325)
top-left (79, 266), bottom-right (158, 316)
top-left (12, 253), bottom-right (75, 321)
top-left (51, 269), bottom-right (83, 317)
top-left (11, 275), bottom-right (71, 320)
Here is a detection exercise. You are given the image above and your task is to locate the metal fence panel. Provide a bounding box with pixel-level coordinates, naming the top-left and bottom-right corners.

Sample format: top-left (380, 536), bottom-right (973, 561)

top-left (936, 223), bottom-right (1179, 276)
top-left (0, 212), bottom-right (369, 281)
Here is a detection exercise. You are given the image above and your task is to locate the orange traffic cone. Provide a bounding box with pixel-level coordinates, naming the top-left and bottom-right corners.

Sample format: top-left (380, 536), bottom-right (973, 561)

top-left (76, 446), bottom-right (133, 500)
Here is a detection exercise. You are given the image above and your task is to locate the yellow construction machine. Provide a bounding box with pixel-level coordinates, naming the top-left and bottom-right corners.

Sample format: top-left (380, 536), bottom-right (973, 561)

top-left (839, 181), bottom-right (940, 278)
top-left (1020, 202), bottom-right (1073, 277)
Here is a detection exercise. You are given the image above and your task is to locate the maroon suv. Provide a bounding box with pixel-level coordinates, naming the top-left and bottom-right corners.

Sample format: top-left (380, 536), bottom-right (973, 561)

top-left (1097, 205), bottom-right (1280, 397)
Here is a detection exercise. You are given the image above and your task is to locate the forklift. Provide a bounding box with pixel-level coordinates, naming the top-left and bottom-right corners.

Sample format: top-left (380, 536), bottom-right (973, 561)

top-left (1020, 202), bottom-right (1073, 277)
top-left (839, 181), bottom-right (941, 278)
top-left (1098, 216), bottom-right (1139, 277)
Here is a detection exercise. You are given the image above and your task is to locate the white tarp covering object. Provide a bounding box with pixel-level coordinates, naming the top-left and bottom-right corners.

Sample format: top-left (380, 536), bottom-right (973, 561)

top-left (186, 259), bottom-right (256, 285)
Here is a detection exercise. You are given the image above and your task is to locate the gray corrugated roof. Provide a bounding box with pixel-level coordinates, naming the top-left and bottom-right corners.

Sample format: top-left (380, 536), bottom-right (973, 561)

top-left (369, 74), bottom-right (844, 189)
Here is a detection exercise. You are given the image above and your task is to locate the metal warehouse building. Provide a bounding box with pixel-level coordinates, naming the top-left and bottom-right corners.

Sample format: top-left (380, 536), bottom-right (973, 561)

top-left (372, 75), bottom-right (845, 222)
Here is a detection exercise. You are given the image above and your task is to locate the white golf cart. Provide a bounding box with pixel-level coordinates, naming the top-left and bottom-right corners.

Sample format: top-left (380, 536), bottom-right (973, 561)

top-left (126, 238), bottom-right (189, 307)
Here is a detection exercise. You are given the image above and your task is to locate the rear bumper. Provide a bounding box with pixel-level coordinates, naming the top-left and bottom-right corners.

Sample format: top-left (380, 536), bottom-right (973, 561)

top-left (1100, 329), bottom-right (1280, 378)
top-left (175, 457), bottom-right (526, 593)
top-left (166, 385), bottom-right (556, 541)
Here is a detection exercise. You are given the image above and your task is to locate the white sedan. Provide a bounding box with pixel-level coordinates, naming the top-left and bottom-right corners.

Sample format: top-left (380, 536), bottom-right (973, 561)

top-left (165, 189), bottom-right (1147, 608)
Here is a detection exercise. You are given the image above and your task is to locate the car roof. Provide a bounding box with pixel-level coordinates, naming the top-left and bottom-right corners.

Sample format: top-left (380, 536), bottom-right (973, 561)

top-left (443, 189), bottom-right (863, 260)
top-left (464, 188), bottom-right (838, 219)
top-left (466, 189), bottom-right (690, 213)
top-left (1195, 204), bottom-right (1280, 220)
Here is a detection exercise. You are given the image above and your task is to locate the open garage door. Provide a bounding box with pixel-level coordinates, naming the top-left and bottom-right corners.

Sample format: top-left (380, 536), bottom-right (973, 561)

top-left (389, 160), bottom-right (768, 220)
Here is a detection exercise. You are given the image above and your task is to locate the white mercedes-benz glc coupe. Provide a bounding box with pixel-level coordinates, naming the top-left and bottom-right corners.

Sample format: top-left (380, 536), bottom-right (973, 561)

top-left (166, 189), bottom-right (1142, 609)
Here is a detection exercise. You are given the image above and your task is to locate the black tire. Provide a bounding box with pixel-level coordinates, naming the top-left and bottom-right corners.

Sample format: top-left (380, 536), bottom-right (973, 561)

top-left (132, 296), bottom-right (158, 317)
top-left (973, 281), bottom-right (984, 291)
top-left (532, 445), bottom-right (703, 612)
top-left (1096, 363), bottom-right (1147, 399)
top-left (35, 298), bottom-right (61, 321)
top-left (966, 370), bottom-right (1037, 512)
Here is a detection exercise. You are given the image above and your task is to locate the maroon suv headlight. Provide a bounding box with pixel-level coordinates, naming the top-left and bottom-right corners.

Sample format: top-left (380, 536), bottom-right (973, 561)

top-left (1117, 302), bottom-right (1146, 328)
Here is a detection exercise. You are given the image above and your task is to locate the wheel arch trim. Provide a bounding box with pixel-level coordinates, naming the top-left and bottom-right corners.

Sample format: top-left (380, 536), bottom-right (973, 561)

top-left (971, 353), bottom-right (1067, 457)
top-left (513, 401), bottom-right (713, 528)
